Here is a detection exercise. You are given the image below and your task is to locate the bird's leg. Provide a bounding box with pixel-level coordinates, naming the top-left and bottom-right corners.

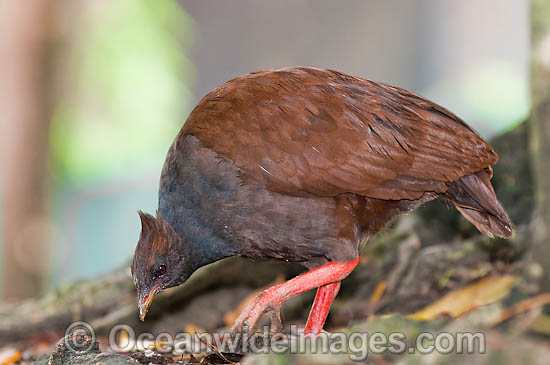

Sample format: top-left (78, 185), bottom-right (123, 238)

top-left (303, 281), bottom-right (341, 335)
top-left (231, 258), bottom-right (359, 335)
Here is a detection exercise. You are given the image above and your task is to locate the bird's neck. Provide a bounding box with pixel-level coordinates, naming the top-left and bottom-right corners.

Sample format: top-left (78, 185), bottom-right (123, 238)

top-left (158, 201), bottom-right (237, 272)
top-left (157, 134), bottom-right (242, 271)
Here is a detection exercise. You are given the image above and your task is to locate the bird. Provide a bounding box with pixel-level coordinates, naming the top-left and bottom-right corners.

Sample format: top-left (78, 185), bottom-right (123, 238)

top-left (131, 66), bottom-right (513, 335)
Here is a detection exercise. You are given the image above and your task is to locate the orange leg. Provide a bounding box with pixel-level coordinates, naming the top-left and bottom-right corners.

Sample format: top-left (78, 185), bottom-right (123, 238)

top-left (231, 258), bottom-right (359, 334)
top-left (304, 281), bottom-right (341, 334)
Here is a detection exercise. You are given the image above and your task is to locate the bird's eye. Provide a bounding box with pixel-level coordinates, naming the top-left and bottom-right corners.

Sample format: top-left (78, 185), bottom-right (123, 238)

top-left (154, 264), bottom-right (166, 279)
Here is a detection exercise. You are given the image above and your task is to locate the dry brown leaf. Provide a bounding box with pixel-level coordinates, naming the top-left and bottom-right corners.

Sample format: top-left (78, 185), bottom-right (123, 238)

top-left (184, 323), bottom-right (206, 334)
top-left (409, 275), bottom-right (517, 321)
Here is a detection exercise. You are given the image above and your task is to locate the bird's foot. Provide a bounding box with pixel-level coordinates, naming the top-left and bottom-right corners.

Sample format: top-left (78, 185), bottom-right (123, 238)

top-left (230, 285), bottom-right (285, 336)
top-left (231, 258), bottom-right (359, 336)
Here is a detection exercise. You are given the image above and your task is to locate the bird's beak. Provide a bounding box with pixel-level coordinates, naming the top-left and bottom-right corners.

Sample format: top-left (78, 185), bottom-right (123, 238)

top-left (138, 285), bottom-right (161, 321)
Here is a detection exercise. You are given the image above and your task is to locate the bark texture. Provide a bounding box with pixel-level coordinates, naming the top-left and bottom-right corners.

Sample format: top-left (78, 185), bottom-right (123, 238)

top-left (529, 0), bottom-right (550, 291)
top-left (0, 0), bottom-right (54, 299)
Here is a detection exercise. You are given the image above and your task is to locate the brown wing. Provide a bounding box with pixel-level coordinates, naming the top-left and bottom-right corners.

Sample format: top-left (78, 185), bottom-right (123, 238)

top-left (181, 67), bottom-right (497, 200)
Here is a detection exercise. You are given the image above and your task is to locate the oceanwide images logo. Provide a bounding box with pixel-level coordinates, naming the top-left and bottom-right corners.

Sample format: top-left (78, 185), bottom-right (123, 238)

top-left (65, 321), bottom-right (486, 361)
top-left (64, 321), bottom-right (98, 355)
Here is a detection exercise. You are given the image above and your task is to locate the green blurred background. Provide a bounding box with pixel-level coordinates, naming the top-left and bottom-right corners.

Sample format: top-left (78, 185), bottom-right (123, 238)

top-left (0, 0), bottom-right (529, 299)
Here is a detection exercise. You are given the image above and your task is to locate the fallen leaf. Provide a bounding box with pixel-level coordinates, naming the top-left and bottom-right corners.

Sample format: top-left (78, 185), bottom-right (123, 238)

top-left (184, 323), bottom-right (206, 334)
top-left (528, 314), bottom-right (550, 335)
top-left (369, 280), bottom-right (387, 304)
top-left (409, 275), bottom-right (517, 320)
top-left (116, 327), bottom-right (136, 351)
top-left (0, 348), bottom-right (21, 365)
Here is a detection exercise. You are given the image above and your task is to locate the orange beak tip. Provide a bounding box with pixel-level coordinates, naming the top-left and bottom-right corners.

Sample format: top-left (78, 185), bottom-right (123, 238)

top-left (138, 286), bottom-right (159, 322)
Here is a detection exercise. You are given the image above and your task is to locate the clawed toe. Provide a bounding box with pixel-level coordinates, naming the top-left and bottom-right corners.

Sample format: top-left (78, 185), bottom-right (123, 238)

top-left (231, 260), bottom-right (357, 337)
top-left (269, 305), bottom-right (284, 335)
top-left (231, 291), bottom-right (285, 336)
top-left (231, 306), bottom-right (283, 335)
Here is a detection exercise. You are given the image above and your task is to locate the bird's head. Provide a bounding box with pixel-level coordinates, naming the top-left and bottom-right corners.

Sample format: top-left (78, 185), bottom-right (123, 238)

top-left (131, 211), bottom-right (191, 321)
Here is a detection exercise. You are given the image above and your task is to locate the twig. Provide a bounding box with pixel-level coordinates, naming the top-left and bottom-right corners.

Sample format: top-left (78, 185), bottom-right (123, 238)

top-left (488, 293), bottom-right (550, 327)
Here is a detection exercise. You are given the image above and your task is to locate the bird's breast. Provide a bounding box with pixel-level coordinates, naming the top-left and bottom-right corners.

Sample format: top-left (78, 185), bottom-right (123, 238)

top-left (158, 134), bottom-right (360, 265)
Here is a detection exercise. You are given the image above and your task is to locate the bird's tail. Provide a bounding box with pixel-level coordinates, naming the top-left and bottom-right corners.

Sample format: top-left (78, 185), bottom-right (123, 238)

top-left (445, 169), bottom-right (514, 238)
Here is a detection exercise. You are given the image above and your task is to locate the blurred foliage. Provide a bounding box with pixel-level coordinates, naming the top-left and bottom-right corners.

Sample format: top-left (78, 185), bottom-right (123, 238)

top-left (50, 0), bottom-right (194, 184)
top-left (460, 62), bottom-right (529, 132)
top-left (532, 0), bottom-right (550, 44)
top-left (424, 61), bottom-right (528, 137)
